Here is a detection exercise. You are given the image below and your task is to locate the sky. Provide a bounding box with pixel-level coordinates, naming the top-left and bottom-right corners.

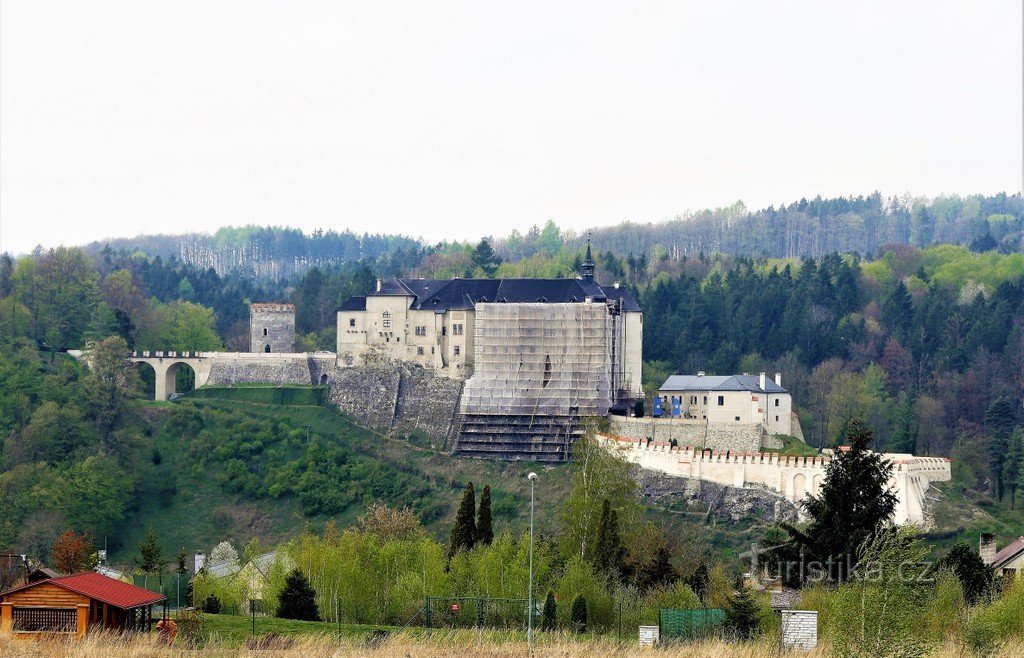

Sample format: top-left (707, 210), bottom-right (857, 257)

top-left (0, 1), bottom-right (1021, 255)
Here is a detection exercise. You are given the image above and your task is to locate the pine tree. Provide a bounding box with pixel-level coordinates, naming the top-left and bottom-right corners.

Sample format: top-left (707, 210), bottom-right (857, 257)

top-left (1003, 428), bottom-right (1024, 509)
top-left (277, 569), bottom-right (320, 621)
top-left (985, 398), bottom-right (1017, 501)
top-left (476, 485), bottom-right (494, 546)
top-left (592, 499), bottom-right (625, 579)
top-left (784, 419), bottom-right (897, 583)
top-left (541, 590), bottom-right (557, 631)
top-left (937, 542), bottom-right (993, 604)
top-left (881, 279), bottom-right (914, 339)
top-left (569, 594), bottom-right (587, 633)
top-left (635, 545), bottom-right (679, 592)
top-left (447, 482), bottom-right (476, 561)
top-left (687, 563), bottom-right (710, 604)
top-left (134, 528), bottom-right (164, 588)
top-left (471, 239), bottom-right (502, 277)
top-left (723, 586), bottom-right (762, 640)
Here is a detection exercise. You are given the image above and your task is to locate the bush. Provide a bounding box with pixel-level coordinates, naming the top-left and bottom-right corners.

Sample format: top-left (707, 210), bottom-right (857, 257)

top-left (201, 594), bottom-right (222, 614)
top-left (570, 594), bottom-right (587, 633)
top-left (966, 577), bottom-right (1024, 652)
top-left (542, 591), bottom-right (557, 631)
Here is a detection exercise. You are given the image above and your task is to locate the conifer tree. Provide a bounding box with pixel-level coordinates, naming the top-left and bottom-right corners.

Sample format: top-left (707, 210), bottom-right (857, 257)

top-left (723, 586), bottom-right (762, 640)
top-left (569, 594), bottom-right (587, 633)
top-left (635, 545), bottom-right (679, 592)
top-left (985, 397), bottom-right (1017, 501)
top-left (593, 499), bottom-right (625, 579)
top-left (471, 239), bottom-right (502, 277)
top-left (937, 541), bottom-right (993, 604)
top-left (541, 590), bottom-right (557, 631)
top-left (783, 419), bottom-right (896, 583)
top-left (277, 569), bottom-right (320, 621)
top-left (476, 484), bottom-right (494, 546)
top-left (447, 482), bottom-right (476, 560)
top-left (1002, 428), bottom-right (1024, 509)
top-left (688, 563), bottom-right (710, 603)
top-left (134, 528), bottom-right (164, 588)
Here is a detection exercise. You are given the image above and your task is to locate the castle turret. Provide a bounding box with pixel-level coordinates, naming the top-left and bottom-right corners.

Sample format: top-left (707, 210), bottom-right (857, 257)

top-left (580, 239), bottom-right (596, 282)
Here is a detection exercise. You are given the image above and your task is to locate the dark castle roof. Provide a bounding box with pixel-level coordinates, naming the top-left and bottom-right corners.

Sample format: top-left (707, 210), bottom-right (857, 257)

top-left (344, 277), bottom-right (640, 313)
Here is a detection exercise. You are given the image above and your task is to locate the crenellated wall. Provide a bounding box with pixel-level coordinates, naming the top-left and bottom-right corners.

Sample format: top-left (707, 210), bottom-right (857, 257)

top-left (602, 437), bottom-right (951, 526)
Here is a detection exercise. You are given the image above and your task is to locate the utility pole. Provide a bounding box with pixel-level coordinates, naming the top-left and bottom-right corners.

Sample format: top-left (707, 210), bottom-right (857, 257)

top-left (527, 472), bottom-right (537, 649)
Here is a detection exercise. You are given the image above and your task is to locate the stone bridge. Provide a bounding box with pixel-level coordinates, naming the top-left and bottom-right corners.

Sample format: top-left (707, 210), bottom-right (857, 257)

top-left (129, 351), bottom-right (214, 400)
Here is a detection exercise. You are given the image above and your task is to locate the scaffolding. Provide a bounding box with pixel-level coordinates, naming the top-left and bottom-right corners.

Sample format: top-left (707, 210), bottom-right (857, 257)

top-left (457, 303), bottom-right (612, 461)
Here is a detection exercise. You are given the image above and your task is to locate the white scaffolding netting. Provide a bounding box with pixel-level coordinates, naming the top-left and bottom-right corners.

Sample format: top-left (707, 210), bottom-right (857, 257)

top-left (460, 303), bottom-right (612, 416)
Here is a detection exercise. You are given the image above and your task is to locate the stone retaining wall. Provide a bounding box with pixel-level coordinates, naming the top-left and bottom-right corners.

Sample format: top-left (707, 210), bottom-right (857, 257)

top-left (206, 354), bottom-right (313, 385)
top-left (608, 416), bottom-right (763, 453)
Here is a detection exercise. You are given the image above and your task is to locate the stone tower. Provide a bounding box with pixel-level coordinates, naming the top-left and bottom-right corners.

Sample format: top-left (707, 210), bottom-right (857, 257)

top-left (249, 303), bottom-right (296, 353)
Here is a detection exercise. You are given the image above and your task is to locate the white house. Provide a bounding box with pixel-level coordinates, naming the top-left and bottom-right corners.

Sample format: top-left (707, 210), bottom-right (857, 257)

top-left (657, 372), bottom-right (793, 436)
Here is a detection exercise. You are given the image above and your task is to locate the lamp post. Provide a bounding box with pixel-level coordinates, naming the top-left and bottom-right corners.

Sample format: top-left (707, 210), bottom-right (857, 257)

top-left (527, 472), bottom-right (537, 649)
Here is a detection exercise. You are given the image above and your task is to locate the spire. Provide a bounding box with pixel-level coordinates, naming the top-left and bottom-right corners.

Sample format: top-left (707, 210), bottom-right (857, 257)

top-left (580, 234), bottom-right (596, 282)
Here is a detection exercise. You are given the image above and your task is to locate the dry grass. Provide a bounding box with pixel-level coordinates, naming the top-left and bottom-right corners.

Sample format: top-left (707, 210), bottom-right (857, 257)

top-left (1, 632), bottom-right (1022, 658)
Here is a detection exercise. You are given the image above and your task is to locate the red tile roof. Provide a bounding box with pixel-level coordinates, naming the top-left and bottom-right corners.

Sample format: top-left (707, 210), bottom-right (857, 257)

top-left (993, 536), bottom-right (1024, 569)
top-left (1, 571), bottom-right (165, 609)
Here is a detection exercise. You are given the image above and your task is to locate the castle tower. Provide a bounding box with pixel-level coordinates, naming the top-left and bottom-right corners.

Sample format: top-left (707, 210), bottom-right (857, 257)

top-left (580, 238), bottom-right (596, 282)
top-left (249, 303), bottom-right (295, 353)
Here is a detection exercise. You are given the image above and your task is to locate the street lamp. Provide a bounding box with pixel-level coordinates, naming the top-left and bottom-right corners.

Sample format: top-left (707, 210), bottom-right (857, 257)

top-left (527, 471), bottom-right (537, 649)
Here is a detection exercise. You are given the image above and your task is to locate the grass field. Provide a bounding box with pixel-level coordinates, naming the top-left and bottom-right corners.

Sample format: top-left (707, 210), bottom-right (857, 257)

top-left (3, 630), bottom-right (1024, 658)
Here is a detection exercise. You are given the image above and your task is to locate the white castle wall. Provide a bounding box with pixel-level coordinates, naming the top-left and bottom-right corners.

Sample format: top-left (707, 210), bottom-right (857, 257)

top-left (602, 436), bottom-right (950, 526)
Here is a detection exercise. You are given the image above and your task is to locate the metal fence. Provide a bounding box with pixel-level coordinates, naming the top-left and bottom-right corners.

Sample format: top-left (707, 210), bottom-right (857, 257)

top-left (658, 607), bottom-right (724, 642)
top-left (424, 596), bottom-right (531, 632)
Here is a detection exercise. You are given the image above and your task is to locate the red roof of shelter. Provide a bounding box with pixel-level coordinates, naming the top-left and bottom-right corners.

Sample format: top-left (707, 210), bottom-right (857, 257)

top-left (2, 571), bottom-right (165, 609)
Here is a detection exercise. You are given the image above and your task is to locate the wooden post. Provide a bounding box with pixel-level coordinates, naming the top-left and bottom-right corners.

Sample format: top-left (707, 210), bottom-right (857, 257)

top-left (76, 604), bottom-right (89, 637)
top-left (0, 602), bottom-right (13, 634)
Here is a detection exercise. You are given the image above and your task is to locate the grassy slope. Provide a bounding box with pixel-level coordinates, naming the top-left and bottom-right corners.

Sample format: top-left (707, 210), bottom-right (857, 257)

top-left (117, 385), bottom-right (1002, 568)
top-left (116, 388), bottom-right (575, 562)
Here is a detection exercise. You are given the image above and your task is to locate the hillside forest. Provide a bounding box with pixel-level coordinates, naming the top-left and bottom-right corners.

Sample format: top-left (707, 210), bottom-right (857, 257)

top-left (0, 191), bottom-right (1022, 566)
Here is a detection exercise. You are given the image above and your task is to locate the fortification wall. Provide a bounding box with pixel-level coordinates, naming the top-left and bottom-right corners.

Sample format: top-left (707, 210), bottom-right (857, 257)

top-left (392, 368), bottom-right (463, 444)
top-left (327, 360), bottom-right (463, 444)
top-left (608, 417), bottom-right (762, 453)
top-left (328, 363), bottom-right (401, 430)
top-left (206, 353), bottom-right (315, 385)
top-left (602, 437), bottom-right (952, 526)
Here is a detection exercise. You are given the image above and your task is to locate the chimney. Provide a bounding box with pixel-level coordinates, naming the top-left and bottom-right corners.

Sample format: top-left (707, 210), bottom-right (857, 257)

top-left (774, 372), bottom-right (782, 387)
top-left (376, 278), bottom-right (382, 293)
top-left (759, 372), bottom-right (766, 390)
top-left (194, 551), bottom-right (206, 573)
top-left (979, 533), bottom-right (997, 566)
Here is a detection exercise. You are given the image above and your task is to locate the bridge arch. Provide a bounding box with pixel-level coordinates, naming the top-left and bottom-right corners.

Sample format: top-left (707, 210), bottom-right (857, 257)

top-left (129, 353), bottom-right (212, 400)
top-left (811, 474), bottom-right (824, 496)
top-left (134, 361), bottom-right (157, 399)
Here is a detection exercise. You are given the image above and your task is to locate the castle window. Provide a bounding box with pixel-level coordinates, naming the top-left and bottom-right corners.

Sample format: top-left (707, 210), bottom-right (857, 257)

top-left (775, 399), bottom-right (780, 407)
top-left (776, 415), bottom-right (779, 422)
top-left (264, 345), bottom-right (271, 353)
top-left (703, 396), bottom-right (707, 405)
top-left (263, 328), bottom-right (268, 336)
top-left (417, 347), bottom-right (424, 356)
top-left (349, 318), bottom-right (356, 327)
top-left (382, 311), bottom-right (391, 329)
top-left (453, 323), bottom-right (464, 336)
top-left (454, 345), bottom-right (461, 356)
top-left (717, 396), bottom-right (724, 406)
top-left (415, 326), bottom-right (426, 337)
top-left (442, 326), bottom-right (447, 336)
top-left (734, 416), bottom-right (740, 421)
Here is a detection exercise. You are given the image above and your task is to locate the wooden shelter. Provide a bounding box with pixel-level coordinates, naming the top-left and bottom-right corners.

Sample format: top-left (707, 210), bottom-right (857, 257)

top-left (0, 572), bottom-right (165, 639)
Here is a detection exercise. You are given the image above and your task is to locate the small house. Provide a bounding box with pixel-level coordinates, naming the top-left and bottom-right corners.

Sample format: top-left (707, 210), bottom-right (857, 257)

top-left (0, 572), bottom-right (165, 638)
top-left (980, 533), bottom-right (1024, 581)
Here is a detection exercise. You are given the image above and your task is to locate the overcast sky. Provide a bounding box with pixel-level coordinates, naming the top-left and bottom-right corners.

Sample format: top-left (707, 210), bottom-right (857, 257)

top-left (1, 1), bottom-right (1021, 255)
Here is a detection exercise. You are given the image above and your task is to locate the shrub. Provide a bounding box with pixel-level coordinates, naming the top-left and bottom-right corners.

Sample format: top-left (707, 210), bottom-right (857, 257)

top-left (542, 591), bottom-right (557, 631)
top-left (201, 594), bottom-right (221, 614)
top-left (570, 594), bottom-right (588, 633)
